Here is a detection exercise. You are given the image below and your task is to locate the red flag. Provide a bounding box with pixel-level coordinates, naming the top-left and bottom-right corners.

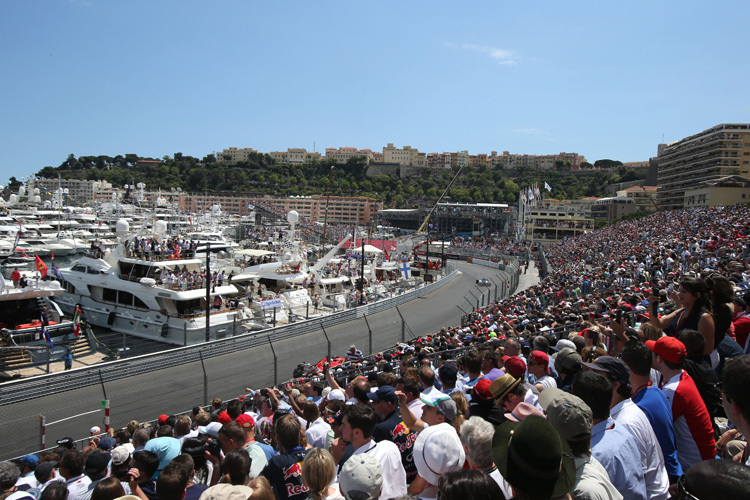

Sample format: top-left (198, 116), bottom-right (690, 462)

top-left (51, 253), bottom-right (55, 260)
top-left (384, 248), bottom-right (390, 261)
top-left (35, 255), bottom-right (48, 278)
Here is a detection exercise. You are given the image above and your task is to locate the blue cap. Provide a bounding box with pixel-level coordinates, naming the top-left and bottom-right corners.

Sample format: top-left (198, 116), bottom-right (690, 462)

top-left (367, 385), bottom-right (397, 404)
top-left (21, 454), bottom-right (39, 468)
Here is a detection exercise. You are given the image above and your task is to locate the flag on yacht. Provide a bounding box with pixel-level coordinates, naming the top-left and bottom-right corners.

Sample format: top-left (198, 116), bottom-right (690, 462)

top-left (35, 255), bottom-right (48, 278)
top-left (41, 312), bottom-right (54, 350)
top-left (545, 182), bottom-right (552, 192)
top-left (73, 306), bottom-right (82, 337)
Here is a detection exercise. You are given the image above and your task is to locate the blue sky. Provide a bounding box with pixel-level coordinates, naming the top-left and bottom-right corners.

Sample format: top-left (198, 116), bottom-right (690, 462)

top-left (1, 1), bottom-right (748, 185)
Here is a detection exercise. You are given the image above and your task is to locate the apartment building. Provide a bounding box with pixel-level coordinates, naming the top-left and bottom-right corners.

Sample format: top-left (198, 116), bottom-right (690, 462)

top-left (427, 150), bottom-right (469, 169)
top-left (217, 147), bottom-right (259, 164)
top-left (497, 151), bottom-right (585, 170)
top-left (30, 178), bottom-right (112, 206)
top-left (382, 143), bottom-right (427, 167)
top-left (267, 148), bottom-right (322, 164)
top-left (253, 195), bottom-right (381, 225)
top-left (657, 123), bottom-right (750, 210)
top-left (325, 147), bottom-right (375, 164)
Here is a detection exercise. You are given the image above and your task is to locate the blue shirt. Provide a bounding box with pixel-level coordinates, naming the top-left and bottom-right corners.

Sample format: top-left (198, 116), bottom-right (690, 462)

top-left (632, 385), bottom-right (683, 478)
top-left (591, 417), bottom-right (648, 500)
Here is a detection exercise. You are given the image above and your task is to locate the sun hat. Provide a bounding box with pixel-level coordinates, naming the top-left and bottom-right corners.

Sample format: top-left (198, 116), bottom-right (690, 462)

top-left (504, 402), bottom-right (546, 422)
top-left (489, 373), bottom-right (522, 403)
top-left (413, 423), bottom-right (465, 486)
top-left (538, 388), bottom-right (593, 442)
top-left (490, 415), bottom-right (575, 498)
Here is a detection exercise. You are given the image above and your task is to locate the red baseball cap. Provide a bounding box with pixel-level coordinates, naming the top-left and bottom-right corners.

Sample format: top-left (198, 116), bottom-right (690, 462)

top-left (235, 414), bottom-right (255, 429)
top-left (646, 337), bottom-right (687, 364)
top-left (473, 378), bottom-right (494, 401)
top-left (502, 355), bottom-right (527, 378)
top-left (217, 411), bottom-right (232, 424)
top-left (158, 414), bottom-right (169, 425)
top-left (529, 350), bottom-right (550, 373)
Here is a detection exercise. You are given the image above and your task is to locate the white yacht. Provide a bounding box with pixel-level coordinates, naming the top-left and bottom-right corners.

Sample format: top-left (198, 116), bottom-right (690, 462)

top-left (52, 220), bottom-right (252, 346)
top-left (0, 277), bottom-right (76, 356)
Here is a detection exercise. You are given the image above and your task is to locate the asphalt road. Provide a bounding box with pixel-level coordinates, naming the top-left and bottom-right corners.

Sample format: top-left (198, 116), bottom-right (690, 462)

top-left (1, 261), bottom-right (534, 459)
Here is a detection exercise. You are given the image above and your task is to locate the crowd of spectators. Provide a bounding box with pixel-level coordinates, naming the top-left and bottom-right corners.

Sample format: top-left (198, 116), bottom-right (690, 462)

top-left (5, 204), bottom-right (750, 500)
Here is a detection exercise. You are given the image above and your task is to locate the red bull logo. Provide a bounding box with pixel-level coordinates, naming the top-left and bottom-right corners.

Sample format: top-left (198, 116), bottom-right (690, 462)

top-left (391, 421), bottom-right (410, 439)
top-left (282, 462), bottom-right (302, 481)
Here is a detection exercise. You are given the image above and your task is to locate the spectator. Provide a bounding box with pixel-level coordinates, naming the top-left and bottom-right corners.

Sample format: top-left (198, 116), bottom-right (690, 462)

top-left (167, 454), bottom-right (207, 500)
top-left (539, 388), bottom-right (622, 500)
top-left (553, 347), bottom-right (583, 392)
top-left (155, 463), bottom-right (188, 500)
top-left (722, 354), bottom-right (750, 464)
top-left (646, 337), bottom-right (716, 469)
top-left (367, 386), bottom-right (416, 483)
top-left (58, 450), bottom-right (91, 499)
top-left (528, 350), bottom-right (556, 392)
top-left (260, 414), bottom-right (311, 500)
top-left (459, 417), bottom-right (512, 499)
top-left (302, 402), bottom-right (331, 450)
top-left (338, 455), bottom-right (381, 500)
top-left (234, 414), bottom-right (269, 479)
top-left (330, 404), bottom-right (406, 500)
top-left (677, 459), bottom-right (750, 499)
top-left (581, 356), bottom-right (669, 500)
top-left (300, 449), bottom-right (344, 500)
top-left (571, 370), bottom-right (647, 500)
top-left (410, 423), bottom-right (464, 499)
top-left (89, 477), bottom-right (125, 500)
top-left (128, 450), bottom-right (159, 500)
top-left (490, 415), bottom-right (575, 500)
top-left (220, 449), bottom-right (251, 486)
top-left (621, 342), bottom-right (683, 481)
top-left (75, 451), bottom-right (111, 500)
top-left (437, 470), bottom-right (504, 500)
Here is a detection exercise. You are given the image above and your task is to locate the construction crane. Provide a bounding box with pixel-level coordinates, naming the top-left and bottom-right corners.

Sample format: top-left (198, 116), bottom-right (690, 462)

top-left (417, 164), bottom-right (466, 234)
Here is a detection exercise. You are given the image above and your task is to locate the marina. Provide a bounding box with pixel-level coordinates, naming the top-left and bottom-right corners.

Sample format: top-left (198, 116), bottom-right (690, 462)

top-left (0, 185), bottom-right (439, 376)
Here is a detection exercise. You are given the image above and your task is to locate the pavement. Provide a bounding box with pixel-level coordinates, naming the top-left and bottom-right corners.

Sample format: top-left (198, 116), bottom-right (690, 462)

top-left (4, 351), bottom-right (110, 379)
top-left (517, 260), bottom-right (541, 293)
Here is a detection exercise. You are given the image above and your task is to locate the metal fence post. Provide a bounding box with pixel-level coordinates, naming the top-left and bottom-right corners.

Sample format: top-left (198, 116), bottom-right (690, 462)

top-left (364, 315), bottom-right (373, 355)
top-left (199, 351), bottom-right (208, 407)
top-left (267, 336), bottom-right (278, 386)
top-left (396, 306), bottom-right (406, 343)
top-left (321, 322), bottom-right (331, 361)
top-left (39, 415), bottom-right (45, 450)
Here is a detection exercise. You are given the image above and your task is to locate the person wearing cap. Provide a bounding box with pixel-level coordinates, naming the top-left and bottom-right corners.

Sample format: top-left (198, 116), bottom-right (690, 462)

top-left (488, 373), bottom-right (526, 426)
top-left (539, 388), bottom-right (622, 500)
top-left (582, 356), bottom-right (669, 500)
top-left (410, 421), bottom-right (465, 499)
top-left (338, 454), bottom-right (382, 500)
top-left (230, 414), bottom-right (268, 480)
top-left (621, 342), bottom-right (682, 482)
top-left (329, 403), bottom-right (406, 500)
top-left (75, 451), bottom-right (111, 500)
top-left (647, 336), bottom-right (716, 470)
top-left (529, 350), bottom-right (556, 392)
top-left (13, 455), bottom-right (38, 490)
top-left (467, 378), bottom-right (495, 422)
top-left (436, 363), bottom-right (462, 395)
top-left (571, 371), bottom-right (648, 500)
top-left (368, 385), bottom-right (417, 484)
top-left (490, 415), bottom-right (575, 500)
top-left (553, 347), bottom-right (583, 392)
top-left (143, 426), bottom-right (181, 480)
top-left (458, 417), bottom-right (513, 499)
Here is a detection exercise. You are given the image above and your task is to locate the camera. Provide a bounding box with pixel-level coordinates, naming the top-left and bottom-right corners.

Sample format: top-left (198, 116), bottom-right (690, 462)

top-left (183, 439), bottom-right (221, 458)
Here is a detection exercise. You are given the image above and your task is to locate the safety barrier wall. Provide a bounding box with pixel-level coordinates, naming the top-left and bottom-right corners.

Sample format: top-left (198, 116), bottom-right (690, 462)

top-left (0, 266), bottom-right (460, 407)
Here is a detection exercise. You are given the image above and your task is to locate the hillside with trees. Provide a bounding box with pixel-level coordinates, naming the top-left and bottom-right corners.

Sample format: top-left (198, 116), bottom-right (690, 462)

top-left (31, 153), bottom-right (645, 208)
